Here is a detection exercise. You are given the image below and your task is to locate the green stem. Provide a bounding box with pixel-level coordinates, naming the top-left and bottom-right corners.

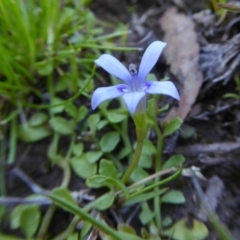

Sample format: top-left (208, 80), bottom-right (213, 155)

top-left (153, 121), bottom-right (164, 233)
top-left (0, 126), bottom-right (6, 196)
top-left (37, 135), bottom-right (74, 238)
top-left (36, 205), bottom-right (56, 238)
top-left (121, 138), bottom-right (144, 184)
top-left (121, 113), bottom-right (146, 184)
top-left (7, 115), bottom-right (17, 164)
top-left (49, 193), bottom-right (123, 240)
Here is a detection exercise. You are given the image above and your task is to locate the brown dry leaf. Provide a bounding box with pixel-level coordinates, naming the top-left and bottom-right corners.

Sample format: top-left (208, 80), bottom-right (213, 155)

top-left (159, 7), bottom-right (203, 121)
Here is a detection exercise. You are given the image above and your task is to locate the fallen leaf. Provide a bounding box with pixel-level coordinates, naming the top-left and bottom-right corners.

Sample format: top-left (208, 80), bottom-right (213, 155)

top-left (159, 7), bottom-right (203, 121)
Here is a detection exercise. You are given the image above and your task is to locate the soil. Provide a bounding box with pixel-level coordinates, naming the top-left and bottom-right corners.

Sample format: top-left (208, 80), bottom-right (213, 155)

top-left (2, 0), bottom-right (240, 239)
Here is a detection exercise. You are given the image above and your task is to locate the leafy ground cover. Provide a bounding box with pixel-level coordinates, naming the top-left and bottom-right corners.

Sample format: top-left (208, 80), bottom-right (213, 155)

top-left (1, 0), bottom-right (240, 240)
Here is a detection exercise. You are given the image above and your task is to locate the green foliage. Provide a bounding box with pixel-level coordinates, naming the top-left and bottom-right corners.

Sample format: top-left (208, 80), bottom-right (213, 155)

top-left (86, 151), bottom-right (103, 163)
top-left (99, 159), bottom-right (118, 178)
top-left (49, 116), bottom-right (74, 135)
top-left (140, 207), bottom-right (155, 225)
top-left (161, 190), bottom-right (186, 204)
top-left (86, 175), bottom-right (128, 196)
top-left (223, 75), bottom-right (240, 100)
top-left (124, 188), bottom-right (168, 206)
top-left (130, 167), bottom-right (149, 182)
top-left (100, 131), bottom-right (120, 152)
top-left (107, 110), bottom-right (127, 123)
top-left (10, 204), bottom-right (41, 238)
top-left (163, 218), bottom-right (209, 240)
top-left (164, 117), bottom-right (183, 137)
top-left (72, 142), bottom-right (84, 157)
top-left (18, 123), bottom-right (51, 142)
top-left (162, 154), bottom-right (185, 170)
top-left (70, 155), bottom-right (97, 179)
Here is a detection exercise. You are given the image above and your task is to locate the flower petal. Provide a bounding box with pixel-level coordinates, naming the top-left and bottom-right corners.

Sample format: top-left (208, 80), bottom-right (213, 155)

top-left (138, 41), bottom-right (166, 82)
top-left (145, 81), bottom-right (180, 100)
top-left (95, 54), bottom-right (132, 83)
top-left (91, 85), bottom-right (127, 110)
top-left (122, 92), bottom-right (146, 115)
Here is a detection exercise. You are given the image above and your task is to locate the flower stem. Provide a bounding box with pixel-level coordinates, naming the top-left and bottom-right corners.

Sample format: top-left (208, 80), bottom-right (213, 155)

top-left (121, 113), bottom-right (146, 184)
top-left (153, 120), bottom-right (164, 233)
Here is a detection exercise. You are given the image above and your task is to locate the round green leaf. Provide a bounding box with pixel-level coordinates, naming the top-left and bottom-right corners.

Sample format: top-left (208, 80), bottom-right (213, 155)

top-left (164, 218), bottom-right (208, 240)
top-left (18, 124), bottom-right (51, 143)
top-left (70, 155), bottom-right (97, 179)
top-left (19, 205), bottom-right (41, 238)
top-left (86, 151), bottom-right (103, 164)
top-left (99, 159), bottom-right (118, 178)
top-left (161, 190), bottom-right (185, 204)
top-left (29, 112), bottom-right (48, 127)
top-left (164, 117), bottom-right (183, 137)
top-left (100, 131), bottom-right (120, 152)
top-left (107, 111), bottom-right (127, 123)
top-left (50, 97), bottom-right (65, 114)
top-left (162, 154), bottom-right (185, 170)
top-left (130, 168), bottom-right (149, 183)
top-left (72, 143), bottom-right (84, 157)
top-left (49, 116), bottom-right (74, 135)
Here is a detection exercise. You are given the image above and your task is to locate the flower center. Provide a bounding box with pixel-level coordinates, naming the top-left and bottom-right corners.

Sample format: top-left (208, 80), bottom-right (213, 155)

top-left (128, 63), bottom-right (137, 74)
top-left (128, 63), bottom-right (142, 92)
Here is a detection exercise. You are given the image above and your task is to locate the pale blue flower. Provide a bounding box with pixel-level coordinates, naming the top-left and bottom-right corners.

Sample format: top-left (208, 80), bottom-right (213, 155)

top-left (91, 41), bottom-right (180, 115)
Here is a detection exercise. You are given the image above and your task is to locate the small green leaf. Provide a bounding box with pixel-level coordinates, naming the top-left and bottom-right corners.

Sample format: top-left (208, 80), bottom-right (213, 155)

top-left (130, 167), bottom-right (149, 183)
top-left (99, 159), bottom-right (118, 178)
top-left (50, 97), bottom-right (65, 114)
top-left (86, 175), bottom-right (128, 196)
top-left (19, 205), bottom-right (41, 238)
top-left (142, 139), bottom-right (157, 155)
top-left (49, 116), bottom-right (74, 135)
top-left (163, 216), bottom-right (173, 227)
top-left (100, 131), bottom-right (120, 152)
top-left (139, 208), bottom-right (155, 225)
top-left (18, 123), bottom-right (51, 142)
top-left (97, 119), bottom-right (109, 130)
top-left (161, 190), bottom-right (185, 204)
top-left (223, 93), bottom-right (240, 99)
top-left (11, 204), bottom-right (41, 238)
top-left (51, 188), bottom-right (78, 208)
top-left (80, 221), bottom-right (92, 240)
top-left (0, 234), bottom-right (24, 240)
top-left (164, 117), bottom-right (183, 137)
top-left (107, 111), bottom-right (127, 123)
top-left (118, 146), bottom-right (131, 160)
top-left (146, 73), bottom-right (157, 81)
top-left (65, 102), bottom-right (77, 118)
top-left (88, 114), bottom-right (100, 135)
top-left (138, 154), bottom-right (152, 169)
top-left (157, 104), bottom-right (169, 113)
top-left (72, 143), bottom-right (84, 157)
top-left (180, 125), bottom-right (197, 139)
top-left (35, 59), bottom-right (53, 75)
top-left (124, 188), bottom-right (167, 206)
top-left (70, 155), bottom-right (97, 179)
top-left (91, 192), bottom-right (115, 210)
top-left (163, 218), bottom-right (208, 240)
top-left (77, 106), bottom-right (88, 121)
top-left (29, 112), bottom-right (48, 127)
top-left (86, 151), bottom-right (103, 164)
top-left (67, 233), bottom-right (79, 240)
top-left (162, 154), bottom-right (185, 170)
top-left (118, 224), bottom-right (136, 235)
